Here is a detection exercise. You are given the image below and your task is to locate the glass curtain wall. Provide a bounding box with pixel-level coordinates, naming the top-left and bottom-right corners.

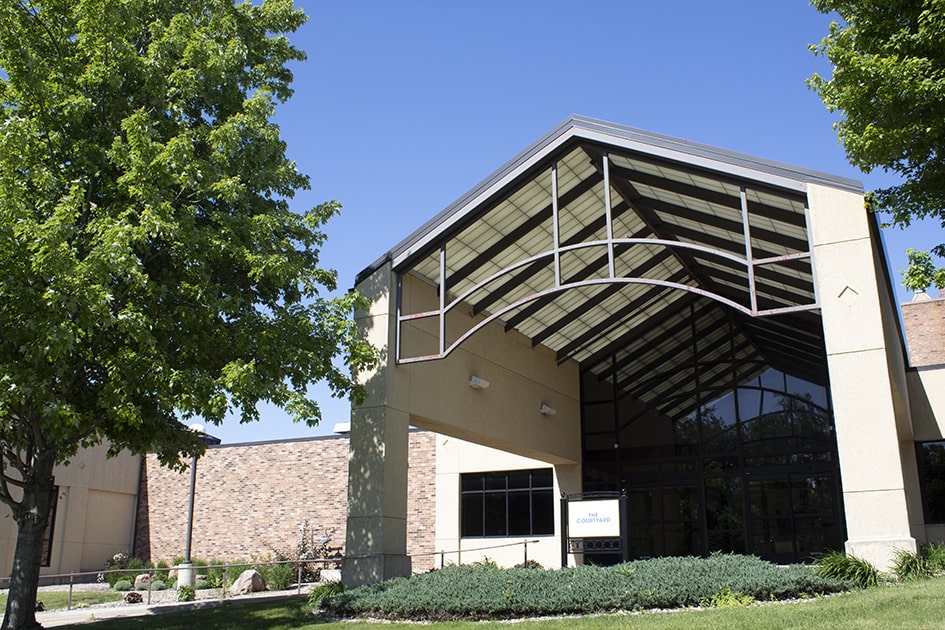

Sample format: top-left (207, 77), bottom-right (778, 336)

top-left (581, 302), bottom-right (844, 564)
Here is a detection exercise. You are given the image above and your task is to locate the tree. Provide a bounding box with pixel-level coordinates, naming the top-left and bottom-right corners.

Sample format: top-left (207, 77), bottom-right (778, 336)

top-left (808, 0), bottom-right (945, 288)
top-left (0, 1), bottom-right (375, 627)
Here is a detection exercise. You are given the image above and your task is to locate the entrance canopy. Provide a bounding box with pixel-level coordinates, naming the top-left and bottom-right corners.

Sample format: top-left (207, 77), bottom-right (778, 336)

top-left (358, 116), bottom-right (863, 419)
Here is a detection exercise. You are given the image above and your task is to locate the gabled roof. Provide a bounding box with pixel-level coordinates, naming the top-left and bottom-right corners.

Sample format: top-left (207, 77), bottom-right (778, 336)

top-left (358, 115), bottom-right (862, 284)
top-left (361, 116), bottom-right (865, 418)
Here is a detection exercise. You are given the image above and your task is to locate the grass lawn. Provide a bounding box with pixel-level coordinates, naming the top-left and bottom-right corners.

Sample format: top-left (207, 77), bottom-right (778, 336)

top-left (54, 576), bottom-right (945, 629)
top-left (0, 590), bottom-right (124, 611)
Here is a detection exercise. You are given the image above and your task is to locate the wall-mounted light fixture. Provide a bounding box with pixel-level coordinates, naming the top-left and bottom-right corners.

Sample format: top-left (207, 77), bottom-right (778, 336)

top-left (469, 376), bottom-right (490, 390)
top-left (539, 404), bottom-right (557, 416)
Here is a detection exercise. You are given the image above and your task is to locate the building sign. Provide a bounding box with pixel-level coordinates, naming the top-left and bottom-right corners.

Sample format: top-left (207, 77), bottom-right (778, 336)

top-left (567, 498), bottom-right (621, 538)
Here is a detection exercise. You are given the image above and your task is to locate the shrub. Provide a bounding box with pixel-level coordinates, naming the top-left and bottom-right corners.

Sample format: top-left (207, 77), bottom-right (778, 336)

top-left (813, 550), bottom-right (879, 588)
top-left (894, 548), bottom-right (931, 581)
top-left (321, 554), bottom-right (848, 621)
top-left (201, 559), bottom-right (226, 588)
top-left (126, 557), bottom-right (147, 571)
top-left (700, 585), bottom-right (756, 608)
top-left (309, 581), bottom-right (346, 608)
top-left (266, 562), bottom-right (295, 591)
top-left (151, 580), bottom-right (168, 591)
top-left (195, 579), bottom-right (209, 590)
top-left (177, 585), bottom-right (195, 602)
top-left (113, 580), bottom-right (133, 592)
top-left (893, 542), bottom-right (945, 581)
top-left (923, 541), bottom-right (945, 573)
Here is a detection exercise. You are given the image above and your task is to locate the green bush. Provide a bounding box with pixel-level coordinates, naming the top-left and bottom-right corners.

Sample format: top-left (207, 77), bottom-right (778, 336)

top-left (177, 585), bottom-right (195, 602)
top-left (893, 542), bottom-right (945, 581)
top-left (195, 578), bottom-right (209, 590)
top-left (320, 554), bottom-right (849, 621)
top-left (112, 580), bottom-right (133, 592)
top-left (894, 548), bottom-right (931, 581)
top-left (201, 559), bottom-right (227, 588)
top-left (104, 567), bottom-right (126, 588)
top-left (151, 580), bottom-right (168, 591)
top-left (922, 541), bottom-right (945, 573)
top-left (308, 581), bottom-right (345, 608)
top-left (700, 585), bottom-right (756, 608)
top-left (266, 562), bottom-right (295, 591)
top-left (126, 557), bottom-right (147, 571)
top-left (813, 550), bottom-right (880, 588)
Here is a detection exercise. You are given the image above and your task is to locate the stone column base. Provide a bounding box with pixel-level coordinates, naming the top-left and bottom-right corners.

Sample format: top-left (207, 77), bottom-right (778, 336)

top-left (845, 536), bottom-right (917, 572)
top-left (342, 554), bottom-right (411, 588)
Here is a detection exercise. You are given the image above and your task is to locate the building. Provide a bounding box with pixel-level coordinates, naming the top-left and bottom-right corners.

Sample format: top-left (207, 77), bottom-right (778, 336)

top-left (6, 116), bottom-right (945, 586)
top-left (0, 443), bottom-right (139, 579)
top-left (342, 115), bottom-right (945, 585)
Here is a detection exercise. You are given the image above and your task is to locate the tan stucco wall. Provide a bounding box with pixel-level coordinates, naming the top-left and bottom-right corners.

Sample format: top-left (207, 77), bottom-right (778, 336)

top-left (346, 262), bottom-right (582, 585)
top-left (434, 436), bottom-right (581, 569)
top-left (394, 273), bottom-right (581, 464)
top-left (0, 443), bottom-right (140, 577)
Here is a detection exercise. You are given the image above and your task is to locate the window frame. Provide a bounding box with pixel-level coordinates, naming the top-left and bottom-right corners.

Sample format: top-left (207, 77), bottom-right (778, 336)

top-left (460, 468), bottom-right (555, 538)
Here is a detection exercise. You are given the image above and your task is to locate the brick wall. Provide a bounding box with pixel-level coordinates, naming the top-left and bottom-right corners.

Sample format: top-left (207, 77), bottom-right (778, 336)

top-left (902, 296), bottom-right (945, 367)
top-left (406, 429), bottom-right (437, 571)
top-left (135, 430), bottom-right (436, 567)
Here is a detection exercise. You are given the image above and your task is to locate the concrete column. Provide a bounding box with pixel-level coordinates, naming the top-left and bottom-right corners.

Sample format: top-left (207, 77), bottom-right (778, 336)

top-left (343, 263), bottom-right (411, 586)
top-left (807, 184), bottom-right (916, 570)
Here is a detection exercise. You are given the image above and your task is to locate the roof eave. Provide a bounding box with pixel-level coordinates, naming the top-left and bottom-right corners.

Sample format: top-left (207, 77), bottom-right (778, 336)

top-left (354, 115), bottom-right (864, 286)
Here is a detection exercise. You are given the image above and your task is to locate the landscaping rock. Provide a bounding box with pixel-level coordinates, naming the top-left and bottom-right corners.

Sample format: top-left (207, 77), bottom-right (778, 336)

top-left (124, 591), bottom-right (144, 604)
top-left (134, 574), bottom-right (151, 589)
top-left (229, 569), bottom-right (265, 595)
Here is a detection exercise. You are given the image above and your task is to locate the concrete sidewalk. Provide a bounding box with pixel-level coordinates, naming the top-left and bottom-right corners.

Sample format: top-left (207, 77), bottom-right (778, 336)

top-left (35, 589), bottom-right (308, 628)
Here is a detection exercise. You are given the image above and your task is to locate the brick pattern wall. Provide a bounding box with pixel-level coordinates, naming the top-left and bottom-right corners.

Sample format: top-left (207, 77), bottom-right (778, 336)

top-left (406, 430), bottom-right (437, 571)
top-left (902, 297), bottom-right (945, 367)
top-left (135, 431), bottom-right (436, 566)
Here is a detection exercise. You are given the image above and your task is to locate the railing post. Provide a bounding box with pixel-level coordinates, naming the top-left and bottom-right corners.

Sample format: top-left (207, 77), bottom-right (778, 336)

top-left (297, 559), bottom-right (303, 595)
top-left (524, 540), bottom-right (528, 566)
top-left (222, 564), bottom-right (227, 599)
top-left (67, 572), bottom-right (74, 610)
top-left (146, 569), bottom-right (153, 605)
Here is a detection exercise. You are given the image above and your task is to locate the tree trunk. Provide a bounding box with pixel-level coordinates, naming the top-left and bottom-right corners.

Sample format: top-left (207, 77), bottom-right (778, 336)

top-left (2, 453), bottom-right (56, 630)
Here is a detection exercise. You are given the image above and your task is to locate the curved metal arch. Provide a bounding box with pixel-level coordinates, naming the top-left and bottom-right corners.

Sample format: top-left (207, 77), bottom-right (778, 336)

top-left (398, 276), bottom-right (758, 364)
top-left (397, 236), bottom-right (816, 364)
top-left (400, 238), bottom-right (750, 323)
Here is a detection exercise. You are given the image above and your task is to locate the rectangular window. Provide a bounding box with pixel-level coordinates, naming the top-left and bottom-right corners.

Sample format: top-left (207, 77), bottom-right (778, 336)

top-left (460, 468), bottom-right (554, 537)
top-left (41, 486), bottom-right (59, 567)
top-left (918, 442), bottom-right (945, 523)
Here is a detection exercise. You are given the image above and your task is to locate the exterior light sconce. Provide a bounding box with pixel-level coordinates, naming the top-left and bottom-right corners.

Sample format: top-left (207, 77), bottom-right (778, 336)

top-left (539, 404), bottom-right (557, 416)
top-left (469, 376), bottom-right (490, 389)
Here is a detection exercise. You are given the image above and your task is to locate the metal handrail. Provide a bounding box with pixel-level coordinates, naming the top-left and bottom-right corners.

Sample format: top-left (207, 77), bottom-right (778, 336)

top-left (0, 556), bottom-right (342, 610)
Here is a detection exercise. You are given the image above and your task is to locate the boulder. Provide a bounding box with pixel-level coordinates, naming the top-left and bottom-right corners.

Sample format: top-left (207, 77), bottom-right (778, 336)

top-left (133, 574), bottom-right (151, 589)
top-left (124, 591), bottom-right (144, 604)
top-left (229, 569), bottom-right (265, 595)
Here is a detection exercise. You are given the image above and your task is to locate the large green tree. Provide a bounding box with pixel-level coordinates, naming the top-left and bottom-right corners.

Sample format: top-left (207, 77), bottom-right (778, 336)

top-left (808, 0), bottom-right (945, 288)
top-left (0, 1), bottom-right (375, 627)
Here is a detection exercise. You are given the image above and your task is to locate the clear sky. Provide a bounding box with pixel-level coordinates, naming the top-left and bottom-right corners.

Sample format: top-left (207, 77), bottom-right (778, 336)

top-left (209, 1), bottom-right (942, 444)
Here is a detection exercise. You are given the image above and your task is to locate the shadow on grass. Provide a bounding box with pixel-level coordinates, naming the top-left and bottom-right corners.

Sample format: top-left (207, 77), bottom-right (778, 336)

top-left (61, 596), bottom-right (336, 630)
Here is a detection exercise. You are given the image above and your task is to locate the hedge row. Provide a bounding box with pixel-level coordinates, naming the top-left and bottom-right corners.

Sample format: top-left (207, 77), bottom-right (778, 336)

top-left (320, 554), bottom-right (850, 621)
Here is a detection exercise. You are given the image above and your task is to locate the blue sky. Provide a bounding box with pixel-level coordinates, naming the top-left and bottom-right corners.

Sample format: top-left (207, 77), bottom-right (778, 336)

top-left (210, 1), bottom-right (942, 444)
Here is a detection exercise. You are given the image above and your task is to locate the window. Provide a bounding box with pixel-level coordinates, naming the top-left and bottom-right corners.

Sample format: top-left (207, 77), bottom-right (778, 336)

top-left (41, 486), bottom-right (59, 567)
top-left (917, 442), bottom-right (945, 523)
top-left (461, 469), bottom-right (554, 537)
